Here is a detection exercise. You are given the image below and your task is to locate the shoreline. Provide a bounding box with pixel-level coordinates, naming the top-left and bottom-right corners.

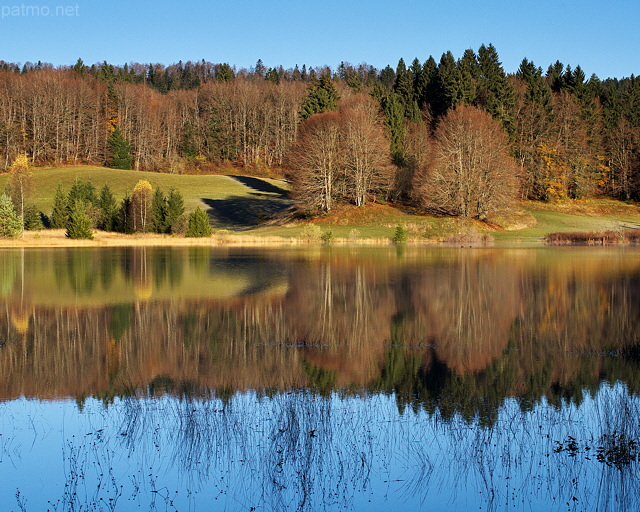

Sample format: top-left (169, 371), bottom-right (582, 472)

top-left (0, 229), bottom-right (410, 248)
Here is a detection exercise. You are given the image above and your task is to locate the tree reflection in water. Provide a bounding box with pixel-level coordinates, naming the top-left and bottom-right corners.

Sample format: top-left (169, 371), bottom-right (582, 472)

top-left (1, 246), bottom-right (640, 511)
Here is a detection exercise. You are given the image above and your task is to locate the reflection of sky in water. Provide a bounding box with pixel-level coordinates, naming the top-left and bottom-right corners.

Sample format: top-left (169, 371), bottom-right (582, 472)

top-left (2, 384), bottom-right (639, 512)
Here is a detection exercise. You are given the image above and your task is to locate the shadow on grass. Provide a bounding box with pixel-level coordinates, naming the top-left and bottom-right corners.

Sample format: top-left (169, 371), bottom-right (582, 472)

top-left (228, 175), bottom-right (290, 197)
top-left (202, 195), bottom-right (293, 230)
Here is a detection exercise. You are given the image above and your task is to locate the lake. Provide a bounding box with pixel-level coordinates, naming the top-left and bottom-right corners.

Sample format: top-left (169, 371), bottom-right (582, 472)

top-left (1, 246), bottom-right (640, 511)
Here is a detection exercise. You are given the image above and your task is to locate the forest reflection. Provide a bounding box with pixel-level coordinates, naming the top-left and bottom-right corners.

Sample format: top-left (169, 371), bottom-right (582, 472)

top-left (1, 246), bottom-right (640, 421)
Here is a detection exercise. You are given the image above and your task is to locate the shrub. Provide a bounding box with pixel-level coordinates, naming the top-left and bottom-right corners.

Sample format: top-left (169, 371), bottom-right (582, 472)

top-left (392, 224), bottom-right (408, 243)
top-left (321, 230), bottom-right (335, 244)
top-left (299, 224), bottom-right (322, 242)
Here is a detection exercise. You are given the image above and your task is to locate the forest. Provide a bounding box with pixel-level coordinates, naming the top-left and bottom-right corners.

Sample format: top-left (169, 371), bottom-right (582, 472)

top-left (1, 44), bottom-right (639, 220)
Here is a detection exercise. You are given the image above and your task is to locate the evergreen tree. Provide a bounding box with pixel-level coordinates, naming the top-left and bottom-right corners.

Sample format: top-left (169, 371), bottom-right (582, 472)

top-left (166, 188), bottom-right (185, 231)
top-left (97, 184), bottom-right (118, 231)
top-left (216, 63), bottom-right (235, 82)
top-left (379, 65), bottom-right (396, 90)
top-left (0, 193), bottom-right (22, 238)
top-left (107, 128), bottom-right (133, 169)
top-left (185, 207), bottom-right (211, 237)
top-left (265, 68), bottom-right (280, 84)
top-left (65, 200), bottom-right (93, 240)
top-left (383, 92), bottom-right (406, 163)
top-left (254, 59), bottom-right (266, 78)
top-left (116, 194), bottom-right (134, 234)
top-left (300, 74), bottom-right (339, 120)
top-left (394, 58), bottom-right (414, 106)
top-left (477, 43), bottom-right (516, 137)
top-left (151, 187), bottom-right (168, 233)
top-left (420, 56), bottom-right (438, 110)
top-left (50, 183), bottom-right (68, 229)
top-left (458, 48), bottom-right (479, 104)
top-left (546, 60), bottom-right (566, 92)
top-left (433, 51), bottom-right (463, 118)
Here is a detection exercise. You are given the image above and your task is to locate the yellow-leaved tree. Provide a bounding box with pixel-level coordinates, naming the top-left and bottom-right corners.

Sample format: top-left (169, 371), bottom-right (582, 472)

top-left (6, 154), bottom-right (33, 237)
top-left (132, 180), bottom-right (153, 232)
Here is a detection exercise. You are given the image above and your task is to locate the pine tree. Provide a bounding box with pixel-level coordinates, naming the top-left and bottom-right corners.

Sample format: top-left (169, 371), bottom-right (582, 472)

top-left (107, 128), bottom-right (133, 169)
top-left (166, 188), bottom-right (185, 231)
top-left (116, 194), bottom-right (134, 234)
top-left (151, 187), bottom-right (168, 233)
top-left (383, 92), bottom-right (406, 163)
top-left (394, 58), bottom-right (414, 107)
top-left (65, 200), bottom-right (93, 240)
top-left (477, 43), bottom-right (516, 138)
top-left (300, 74), bottom-right (339, 120)
top-left (185, 207), bottom-right (211, 237)
top-left (433, 51), bottom-right (463, 118)
top-left (458, 48), bottom-right (479, 104)
top-left (97, 185), bottom-right (118, 231)
top-left (50, 183), bottom-right (68, 229)
top-left (216, 63), bottom-right (235, 82)
top-left (0, 193), bottom-right (22, 238)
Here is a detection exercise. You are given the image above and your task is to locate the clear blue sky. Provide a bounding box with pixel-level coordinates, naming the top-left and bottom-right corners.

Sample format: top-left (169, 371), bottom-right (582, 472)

top-left (0, 0), bottom-right (637, 79)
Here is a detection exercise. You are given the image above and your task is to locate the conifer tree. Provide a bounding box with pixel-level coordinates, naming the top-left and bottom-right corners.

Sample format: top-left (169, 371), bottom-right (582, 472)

top-left (383, 92), bottom-right (407, 163)
top-left (151, 187), bottom-right (168, 233)
top-left (166, 188), bottom-right (185, 231)
top-left (97, 185), bottom-right (118, 231)
top-left (50, 183), bottom-right (68, 229)
top-left (116, 194), bottom-right (134, 234)
top-left (185, 207), bottom-right (211, 237)
top-left (477, 44), bottom-right (516, 138)
top-left (0, 193), bottom-right (22, 238)
top-left (107, 128), bottom-right (133, 169)
top-left (300, 74), bottom-right (339, 120)
top-left (65, 200), bottom-right (93, 240)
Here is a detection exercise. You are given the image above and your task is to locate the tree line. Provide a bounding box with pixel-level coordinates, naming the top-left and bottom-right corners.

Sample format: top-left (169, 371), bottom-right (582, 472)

top-left (1, 45), bottom-right (640, 219)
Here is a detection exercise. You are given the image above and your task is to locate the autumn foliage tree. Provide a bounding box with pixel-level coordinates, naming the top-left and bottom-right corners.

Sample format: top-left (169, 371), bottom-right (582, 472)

top-left (287, 95), bottom-right (391, 212)
top-left (416, 104), bottom-right (518, 219)
top-left (6, 154), bottom-right (33, 235)
top-left (340, 95), bottom-right (392, 206)
top-left (132, 180), bottom-right (153, 232)
top-left (288, 112), bottom-right (342, 212)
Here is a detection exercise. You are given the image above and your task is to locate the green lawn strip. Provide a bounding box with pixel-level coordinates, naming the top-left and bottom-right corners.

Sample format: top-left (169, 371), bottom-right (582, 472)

top-left (0, 166), bottom-right (289, 214)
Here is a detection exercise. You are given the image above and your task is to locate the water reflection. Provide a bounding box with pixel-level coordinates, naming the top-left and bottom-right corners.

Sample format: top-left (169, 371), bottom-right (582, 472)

top-left (1, 246), bottom-right (640, 511)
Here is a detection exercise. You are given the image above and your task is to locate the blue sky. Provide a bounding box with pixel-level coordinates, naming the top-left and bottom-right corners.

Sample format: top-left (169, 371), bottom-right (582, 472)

top-left (0, 0), bottom-right (637, 79)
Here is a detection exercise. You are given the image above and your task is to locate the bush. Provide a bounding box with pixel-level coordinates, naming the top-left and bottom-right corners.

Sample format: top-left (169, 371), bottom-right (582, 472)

top-left (321, 230), bottom-right (335, 244)
top-left (185, 207), bottom-right (212, 238)
top-left (392, 224), bottom-right (408, 243)
top-left (300, 224), bottom-right (322, 242)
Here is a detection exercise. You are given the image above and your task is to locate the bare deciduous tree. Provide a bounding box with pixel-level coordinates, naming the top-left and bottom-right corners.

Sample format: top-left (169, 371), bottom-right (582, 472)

top-left (417, 104), bottom-right (518, 219)
top-left (287, 112), bottom-right (342, 212)
top-left (341, 95), bottom-right (392, 206)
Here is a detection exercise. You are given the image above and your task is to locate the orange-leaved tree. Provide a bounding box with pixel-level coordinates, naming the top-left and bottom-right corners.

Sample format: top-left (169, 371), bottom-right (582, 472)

top-left (417, 104), bottom-right (518, 219)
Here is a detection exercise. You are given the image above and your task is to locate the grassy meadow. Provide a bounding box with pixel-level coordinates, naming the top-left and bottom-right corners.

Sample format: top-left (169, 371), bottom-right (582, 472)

top-left (2, 165), bottom-right (640, 245)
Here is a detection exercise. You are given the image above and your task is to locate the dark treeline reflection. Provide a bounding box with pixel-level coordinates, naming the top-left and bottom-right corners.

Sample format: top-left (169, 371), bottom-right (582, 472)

top-left (2, 247), bottom-right (640, 421)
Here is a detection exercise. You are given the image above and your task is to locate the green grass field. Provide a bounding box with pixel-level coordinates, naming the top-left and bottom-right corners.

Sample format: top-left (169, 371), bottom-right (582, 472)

top-left (2, 165), bottom-right (640, 243)
top-left (0, 165), bottom-right (292, 226)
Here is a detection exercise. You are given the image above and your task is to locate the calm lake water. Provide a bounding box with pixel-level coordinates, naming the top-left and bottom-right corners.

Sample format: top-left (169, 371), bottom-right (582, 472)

top-left (2, 246), bottom-right (640, 511)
